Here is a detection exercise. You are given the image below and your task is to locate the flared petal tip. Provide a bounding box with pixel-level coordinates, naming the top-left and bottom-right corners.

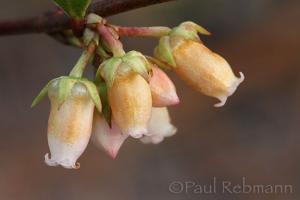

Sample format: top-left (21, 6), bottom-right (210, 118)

top-left (44, 153), bottom-right (80, 169)
top-left (127, 128), bottom-right (148, 139)
top-left (234, 72), bottom-right (245, 89)
top-left (214, 72), bottom-right (245, 108)
top-left (214, 96), bottom-right (227, 107)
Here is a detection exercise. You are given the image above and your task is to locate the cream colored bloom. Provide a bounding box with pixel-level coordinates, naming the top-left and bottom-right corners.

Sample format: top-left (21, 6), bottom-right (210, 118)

top-left (141, 107), bottom-right (177, 144)
top-left (149, 65), bottom-right (179, 107)
top-left (172, 40), bottom-right (244, 107)
top-left (92, 113), bottom-right (128, 159)
top-left (45, 82), bottom-right (95, 169)
top-left (108, 73), bottom-right (152, 138)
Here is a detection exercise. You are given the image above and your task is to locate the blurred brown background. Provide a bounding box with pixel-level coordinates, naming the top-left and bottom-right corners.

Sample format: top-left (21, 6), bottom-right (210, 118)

top-left (0, 0), bottom-right (300, 199)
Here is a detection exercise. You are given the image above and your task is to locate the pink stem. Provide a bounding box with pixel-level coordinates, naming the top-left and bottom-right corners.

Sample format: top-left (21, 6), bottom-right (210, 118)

top-left (97, 24), bottom-right (125, 57)
top-left (115, 26), bottom-right (171, 37)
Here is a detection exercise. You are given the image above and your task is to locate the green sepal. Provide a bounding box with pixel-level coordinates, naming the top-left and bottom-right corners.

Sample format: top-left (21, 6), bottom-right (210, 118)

top-left (97, 57), bottom-right (122, 87)
top-left (97, 51), bottom-right (152, 87)
top-left (32, 75), bottom-right (102, 113)
top-left (154, 36), bottom-right (176, 67)
top-left (97, 81), bottom-right (112, 126)
top-left (122, 51), bottom-right (152, 81)
top-left (52, 0), bottom-right (92, 19)
top-left (56, 77), bottom-right (77, 108)
top-left (32, 76), bottom-right (77, 109)
top-left (31, 80), bottom-right (54, 108)
top-left (79, 79), bottom-right (102, 113)
top-left (169, 21), bottom-right (210, 41)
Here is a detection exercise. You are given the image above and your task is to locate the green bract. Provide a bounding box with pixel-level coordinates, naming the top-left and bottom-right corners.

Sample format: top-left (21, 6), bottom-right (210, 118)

top-left (154, 21), bottom-right (210, 68)
top-left (96, 51), bottom-right (152, 87)
top-left (31, 76), bottom-right (102, 113)
top-left (52, 0), bottom-right (92, 19)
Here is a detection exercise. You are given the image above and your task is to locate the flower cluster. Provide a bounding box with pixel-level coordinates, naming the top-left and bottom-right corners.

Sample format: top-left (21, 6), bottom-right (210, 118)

top-left (32, 14), bottom-right (244, 169)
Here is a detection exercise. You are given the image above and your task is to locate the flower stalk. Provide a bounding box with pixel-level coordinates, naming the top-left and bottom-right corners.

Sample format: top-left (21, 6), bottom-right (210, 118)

top-left (113, 26), bottom-right (171, 37)
top-left (97, 24), bottom-right (125, 57)
top-left (69, 41), bottom-right (97, 78)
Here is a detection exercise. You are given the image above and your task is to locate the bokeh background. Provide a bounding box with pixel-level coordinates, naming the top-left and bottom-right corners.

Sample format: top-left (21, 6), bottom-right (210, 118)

top-left (0, 0), bottom-right (299, 199)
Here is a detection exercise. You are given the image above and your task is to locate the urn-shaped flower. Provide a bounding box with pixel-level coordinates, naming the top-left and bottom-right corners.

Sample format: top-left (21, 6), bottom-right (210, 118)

top-left (154, 22), bottom-right (244, 107)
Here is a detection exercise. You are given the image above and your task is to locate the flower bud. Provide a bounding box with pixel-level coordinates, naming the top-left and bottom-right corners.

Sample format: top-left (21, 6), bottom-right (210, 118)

top-left (45, 81), bottom-right (95, 169)
top-left (172, 40), bottom-right (244, 107)
top-left (149, 65), bottom-right (179, 107)
top-left (141, 107), bottom-right (177, 144)
top-left (92, 113), bottom-right (128, 159)
top-left (108, 73), bottom-right (152, 138)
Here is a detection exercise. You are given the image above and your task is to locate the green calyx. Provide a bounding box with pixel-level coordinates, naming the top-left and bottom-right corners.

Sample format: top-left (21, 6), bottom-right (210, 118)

top-left (154, 21), bottom-right (210, 68)
top-left (154, 36), bottom-right (176, 67)
top-left (31, 76), bottom-right (102, 113)
top-left (169, 21), bottom-right (211, 41)
top-left (96, 51), bottom-right (152, 87)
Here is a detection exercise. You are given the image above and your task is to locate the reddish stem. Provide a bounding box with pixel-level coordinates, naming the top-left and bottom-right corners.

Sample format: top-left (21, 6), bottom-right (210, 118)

top-left (115, 26), bottom-right (171, 37)
top-left (97, 24), bottom-right (125, 57)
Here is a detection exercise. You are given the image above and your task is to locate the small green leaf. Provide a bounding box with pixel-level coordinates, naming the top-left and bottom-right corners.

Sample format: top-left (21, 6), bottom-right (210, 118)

top-left (31, 81), bottom-right (52, 108)
top-left (52, 0), bottom-right (92, 19)
top-left (57, 78), bottom-right (76, 108)
top-left (80, 79), bottom-right (102, 112)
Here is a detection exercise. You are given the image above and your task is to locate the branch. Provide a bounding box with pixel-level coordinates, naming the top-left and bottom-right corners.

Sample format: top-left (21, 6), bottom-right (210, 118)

top-left (0, 0), bottom-right (175, 36)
